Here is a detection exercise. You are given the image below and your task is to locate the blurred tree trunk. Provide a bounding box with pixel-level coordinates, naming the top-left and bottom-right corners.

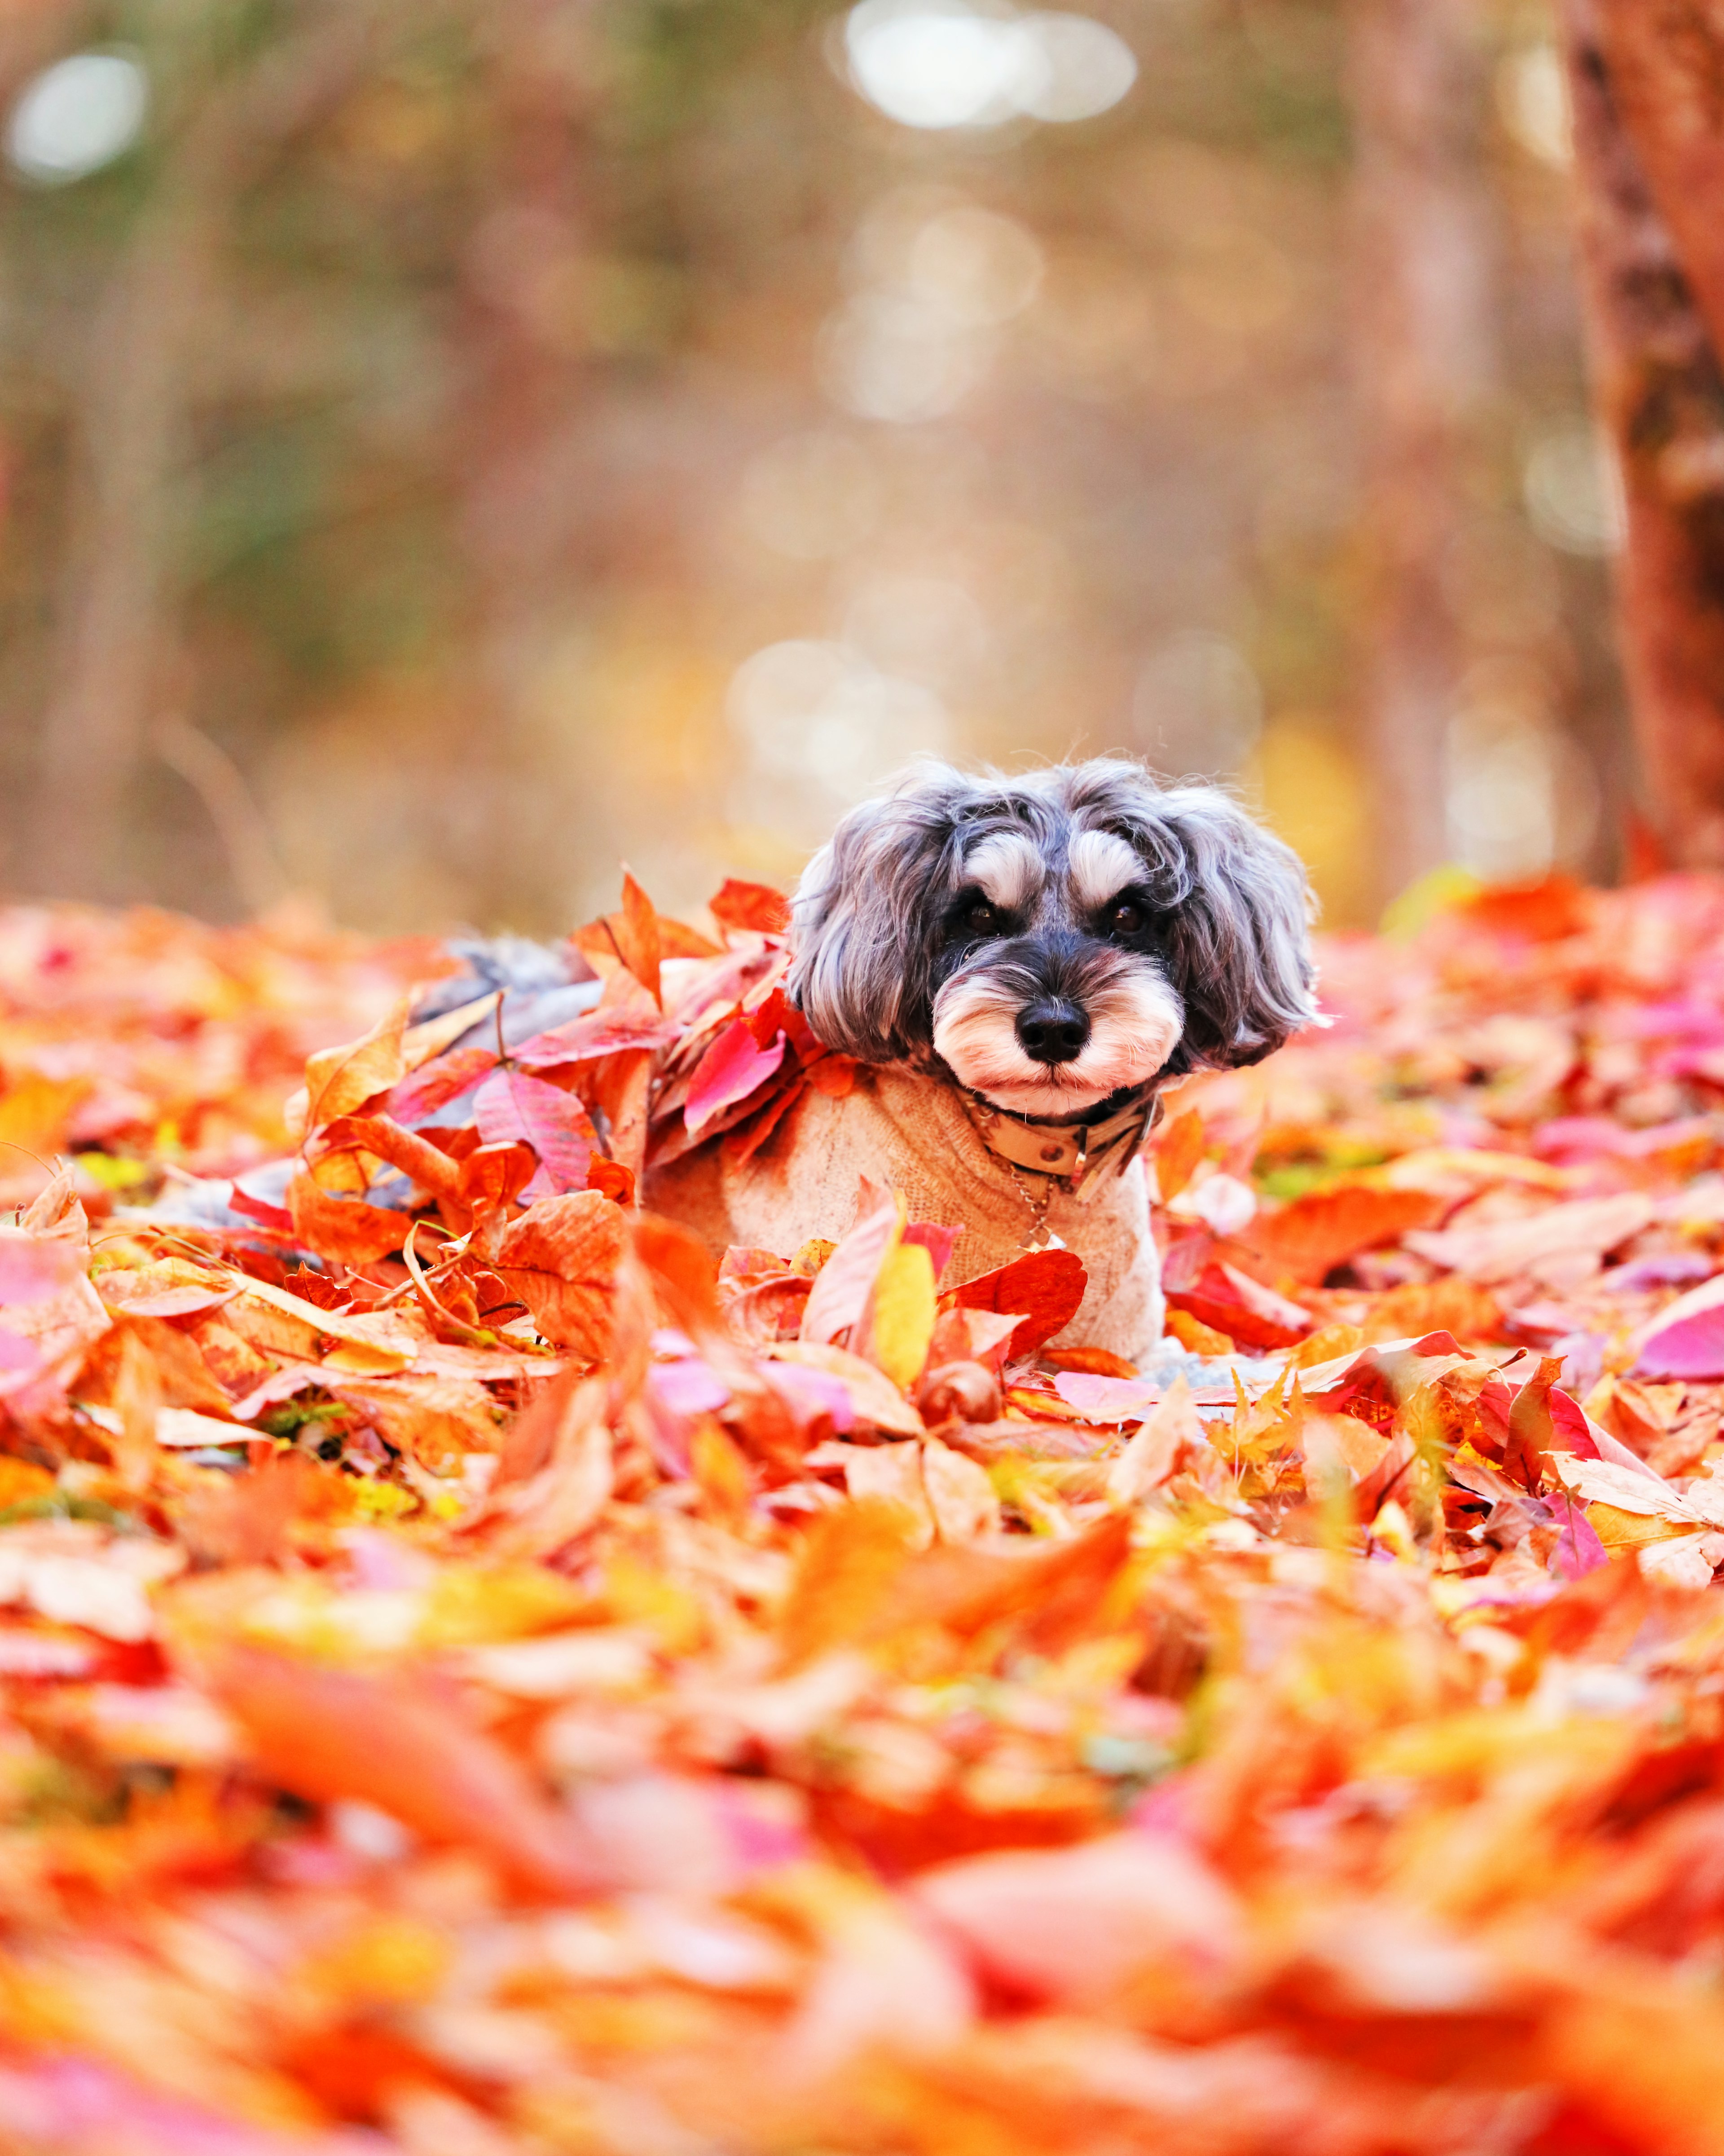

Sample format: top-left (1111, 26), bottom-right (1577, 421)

top-left (1346, 0), bottom-right (1494, 906)
top-left (1559, 0), bottom-right (1724, 871)
top-left (453, 2), bottom-right (597, 919)
top-left (34, 207), bottom-right (201, 899)
top-left (32, 6), bottom-right (387, 901)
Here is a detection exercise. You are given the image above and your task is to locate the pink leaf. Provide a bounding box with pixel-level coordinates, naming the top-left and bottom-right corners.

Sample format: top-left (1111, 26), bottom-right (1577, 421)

top-left (903, 1219), bottom-right (961, 1282)
top-left (1053, 1371), bottom-right (1163, 1422)
top-left (1630, 1272), bottom-right (1724, 1380)
top-left (1549, 1386), bottom-right (1600, 1459)
top-left (800, 1194), bottom-right (899, 1349)
top-left (474, 1068), bottom-right (596, 1200)
top-left (1549, 1491), bottom-right (1610, 1582)
top-left (0, 1236), bottom-right (77, 1306)
top-left (685, 1020), bottom-right (786, 1136)
top-left (0, 1325), bottom-right (38, 1373)
top-left (512, 1007), bottom-right (682, 1067)
top-left (380, 1044), bottom-right (498, 1125)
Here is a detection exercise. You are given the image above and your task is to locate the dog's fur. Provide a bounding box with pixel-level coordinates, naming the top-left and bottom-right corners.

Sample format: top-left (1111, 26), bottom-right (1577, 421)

top-left (649, 759), bottom-right (1316, 1360)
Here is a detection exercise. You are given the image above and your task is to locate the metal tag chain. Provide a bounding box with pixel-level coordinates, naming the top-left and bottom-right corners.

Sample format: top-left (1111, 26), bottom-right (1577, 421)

top-left (1006, 1160), bottom-right (1066, 1251)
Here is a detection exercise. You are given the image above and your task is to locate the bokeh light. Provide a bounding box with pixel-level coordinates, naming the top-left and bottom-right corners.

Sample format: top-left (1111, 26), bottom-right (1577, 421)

top-left (5, 49), bottom-right (147, 185)
top-left (1522, 420), bottom-right (1627, 557)
top-left (842, 1), bottom-right (1135, 132)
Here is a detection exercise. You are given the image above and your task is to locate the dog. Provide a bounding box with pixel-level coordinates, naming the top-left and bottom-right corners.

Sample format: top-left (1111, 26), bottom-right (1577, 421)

top-left (647, 758), bottom-right (1317, 1362)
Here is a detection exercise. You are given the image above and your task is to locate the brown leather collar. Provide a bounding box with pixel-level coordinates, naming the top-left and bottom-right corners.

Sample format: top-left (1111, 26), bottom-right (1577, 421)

top-left (959, 1088), bottom-right (1163, 1200)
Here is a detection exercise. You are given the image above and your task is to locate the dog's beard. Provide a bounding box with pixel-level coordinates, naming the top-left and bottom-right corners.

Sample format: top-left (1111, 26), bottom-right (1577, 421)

top-left (930, 959), bottom-right (1183, 1117)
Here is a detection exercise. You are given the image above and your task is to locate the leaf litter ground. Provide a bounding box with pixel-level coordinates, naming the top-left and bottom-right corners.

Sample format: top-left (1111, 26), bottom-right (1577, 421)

top-left (0, 878), bottom-right (1723, 2151)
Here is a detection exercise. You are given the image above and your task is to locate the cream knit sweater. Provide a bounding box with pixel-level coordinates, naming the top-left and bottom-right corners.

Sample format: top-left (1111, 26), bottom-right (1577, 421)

top-left (646, 1064), bottom-right (1164, 1362)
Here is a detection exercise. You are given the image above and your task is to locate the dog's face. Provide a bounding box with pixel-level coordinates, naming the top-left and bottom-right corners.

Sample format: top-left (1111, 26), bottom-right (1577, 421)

top-left (787, 759), bottom-right (1317, 1118)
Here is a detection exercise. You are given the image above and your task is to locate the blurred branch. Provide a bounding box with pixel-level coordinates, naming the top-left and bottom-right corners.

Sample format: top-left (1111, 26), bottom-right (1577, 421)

top-left (152, 711), bottom-right (291, 917)
top-left (1559, 0), bottom-right (1724, 870)
top-left (1346, 0), bottom-right (1494, 906)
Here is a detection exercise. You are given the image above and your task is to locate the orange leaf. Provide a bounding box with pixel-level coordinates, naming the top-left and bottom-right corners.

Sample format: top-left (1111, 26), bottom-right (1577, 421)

top-left (1152, 1107), bottom-right (1206, 1204)
top-left (286, 1175), bottom-right (411, 1265)
top-left (586, 1157), bottom-right (636, 1206)
top-left (1241, 1185), bottom-right (1443, 1287)
top-left (321, 1114), bottom-right (465, 1201)
top-left (616, 867), bottom-right (663, 1006)
top-left (300, 997), bottom-right (410, 1132)
top-left (493, 1190), bottom-right (626, 1357)
top-left (195, 1643), bottom-right (594, 1896)
top-left (708, 877), bottom-right (792, 934)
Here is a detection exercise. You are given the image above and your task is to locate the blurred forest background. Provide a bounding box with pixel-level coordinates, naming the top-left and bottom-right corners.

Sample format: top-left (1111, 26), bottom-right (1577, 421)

top-left (0, 0), bottom-right (1650, 934)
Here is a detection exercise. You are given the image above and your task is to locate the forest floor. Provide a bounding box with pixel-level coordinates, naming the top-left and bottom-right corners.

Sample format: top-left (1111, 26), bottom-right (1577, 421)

top-left (0, 878), bottom-right (1718, 2154)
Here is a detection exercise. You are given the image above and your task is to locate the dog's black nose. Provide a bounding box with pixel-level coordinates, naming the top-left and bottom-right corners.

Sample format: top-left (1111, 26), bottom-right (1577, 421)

top-left (1016, 999), bottom-right (1090, 1065)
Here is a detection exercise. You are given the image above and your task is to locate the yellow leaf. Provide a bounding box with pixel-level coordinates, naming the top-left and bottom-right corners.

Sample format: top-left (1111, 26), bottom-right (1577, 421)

top-left (870, 1239), bottom-right (937, 1392)
top-left (298, 1915), bottom-right (453, 2011)
top-left (419, 1564), bottom-right (590, 1647)
top-left (0, 1073), bottom-right (91, 1157)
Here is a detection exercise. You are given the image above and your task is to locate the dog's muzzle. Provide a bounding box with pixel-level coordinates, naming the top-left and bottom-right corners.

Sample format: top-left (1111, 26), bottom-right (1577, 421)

top-left (1015, 997), bottom-right (1090, 1065)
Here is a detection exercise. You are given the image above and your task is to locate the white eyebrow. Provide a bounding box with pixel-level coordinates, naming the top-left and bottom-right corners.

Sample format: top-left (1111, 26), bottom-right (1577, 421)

top-left (1068, 829), bottom-right (1143, 912)
top-left (963, 830), bottom-right (1042, 912)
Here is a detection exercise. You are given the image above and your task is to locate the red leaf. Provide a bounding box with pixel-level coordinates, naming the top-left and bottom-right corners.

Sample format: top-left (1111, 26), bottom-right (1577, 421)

top-left (709, 877), bottom-right (792, 934)
top-left (685, 1020), bottom-right (787, 1135)
top-left (228, 1185), bottom-right (294, 1233)
top-left (378, 1044), bottom-right (497, 1125)
top-left (1165, 1259), bottom-right (1313, 1350)
top-left (723, 1076), bottom-right (805, 1164)
top-left (474, 1068), bottom-right (596, 1199)
top-left (951, 1249), bottom-right (1088, 1355)
top-left (512, 1006), bottom-right (680, 1067)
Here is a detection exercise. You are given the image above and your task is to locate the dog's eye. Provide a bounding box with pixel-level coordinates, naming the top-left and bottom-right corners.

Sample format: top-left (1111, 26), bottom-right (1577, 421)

top-left (965, 899), bottom-right (1002, 936)
top-left (1107, 899), bottom-right (1145, 936)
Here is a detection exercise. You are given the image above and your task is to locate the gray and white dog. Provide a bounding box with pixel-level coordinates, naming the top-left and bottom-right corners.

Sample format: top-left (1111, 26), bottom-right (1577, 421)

top-left (651, 757), bottom-right (1317, 1362)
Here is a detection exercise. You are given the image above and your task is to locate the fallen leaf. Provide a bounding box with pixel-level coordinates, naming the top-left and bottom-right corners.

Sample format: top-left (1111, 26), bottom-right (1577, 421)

top-left (868, 1240), bottom-right (937, 1392)
top-left (684, 1020), bottom-right (787, 1135)
top-left (473, 1067), bottom-right (597, 1197)
top-left (950, 1249), bottom-right (1087, 1355)
top-left (493, 1190), bottom-right (626, 1357)
top-left (708, 877), bottom-right (792, 934)
top-left (1243, 1185), bottom-right (1444, 1286)
top-left (1108, 1376), bottom-right (1203, 1501)
top-left (287, 1174), bottom-right (411, 1264)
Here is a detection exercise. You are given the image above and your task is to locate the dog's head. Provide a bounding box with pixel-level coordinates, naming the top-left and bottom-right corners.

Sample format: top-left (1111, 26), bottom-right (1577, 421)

top-left (787, 759), bottom-right (1317, 1118)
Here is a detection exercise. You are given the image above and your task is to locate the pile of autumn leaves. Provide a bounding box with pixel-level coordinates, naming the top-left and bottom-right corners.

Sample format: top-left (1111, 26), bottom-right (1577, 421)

top-left (3, 877), bottom-right (1724, 2152)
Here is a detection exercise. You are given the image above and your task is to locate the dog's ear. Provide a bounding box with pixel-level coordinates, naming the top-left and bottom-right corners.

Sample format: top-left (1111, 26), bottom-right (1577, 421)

top-left (1134, 786), bottom-right (1317, 1072)
top-left (787, 770), bottom-right (965, 1061)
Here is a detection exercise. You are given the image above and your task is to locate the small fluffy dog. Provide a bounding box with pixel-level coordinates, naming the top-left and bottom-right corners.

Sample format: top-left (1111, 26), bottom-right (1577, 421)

top-left (651, 758), bottom-right (1316, 1361)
